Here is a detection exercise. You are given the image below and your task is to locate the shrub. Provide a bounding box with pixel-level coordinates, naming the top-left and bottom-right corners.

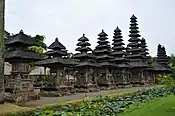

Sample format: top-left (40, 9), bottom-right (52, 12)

top-left (157, 74), bottom-right (175, 89)
top-left (157, 74), bottom-right (174, 85)
top-left (4, 86), bottom-right (175, 116)
top-left (34, 87), bottom-right (174, 116)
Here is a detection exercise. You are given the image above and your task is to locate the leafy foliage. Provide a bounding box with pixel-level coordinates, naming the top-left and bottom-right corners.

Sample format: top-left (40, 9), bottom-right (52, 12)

top-left (157, 74), bottom-right (175, 88)
top-left (33, 87), bottom-right (174, 116)
top-left (29, 35), bottom-right (47, 56)
top-left (157, 74), bottom-right (175, 95)
top-left (5, 30), bottom-right (47, 56)
top-left (147, 56), bottom-right (155, 64)
top-left (168, 54), bottom-right (175, 67)
top-left (29, 46), bottom-right (45, 55)
top-left (32, 35), bottom-right (47, 50)
top-left (157, 74), bottom-right (174, 85)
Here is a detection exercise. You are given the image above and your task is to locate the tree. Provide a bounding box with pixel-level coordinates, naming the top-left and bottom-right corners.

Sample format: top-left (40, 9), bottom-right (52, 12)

top-left (0, 0), bottom-right (5, 104)
top-left (5, 32), bottom-right (47, 55)
top-left (168, 54), bottom-right (175, 68)
top-left (32, 35), bottom-right (47, 50)
top-left (4, 30), bottom-right (10, 38)
top-left (29, 35), bottom-right (47, 55)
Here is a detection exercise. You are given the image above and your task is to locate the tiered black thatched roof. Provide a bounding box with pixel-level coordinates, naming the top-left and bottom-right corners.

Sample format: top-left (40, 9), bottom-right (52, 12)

top-left (5, 30), bottom-right (37, 47)
top-left (155, 44), bottom-right (169, 68)
top-left (94, 30), bottom-right (115, 67)
top-left (35, 38), bottom-right (76, 67)
top-left (110, 27), bottom-right (128, 68)
top-left (75, 34), bottom-right (92, 53)
top-left (46, 38), bottom-right (68, 57)
top-left (151, 62), bottom-right (171, 72)
top-left (5, 30), bottom-right (42, 62)
top-left (73, 34), bottom-right (100, 67)
top-left (126, 15), bottom-right (147, 67)
top-left (152, 44), bottom-right (171, 72)
top-left (140, 38), bottom-right (149, 63)
top-left (35, 57), bottom-right (77, 67)
top-left (5, 50), bottom-right (42, 61)
top-left (73, 34), bottom-right (95, 59)
top-left (127, 15), bottom-right (142, 61)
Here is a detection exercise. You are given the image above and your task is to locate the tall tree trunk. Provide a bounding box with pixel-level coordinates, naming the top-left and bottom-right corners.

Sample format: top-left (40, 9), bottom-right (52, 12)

top-left (0, 0), bottom-right (5, 104)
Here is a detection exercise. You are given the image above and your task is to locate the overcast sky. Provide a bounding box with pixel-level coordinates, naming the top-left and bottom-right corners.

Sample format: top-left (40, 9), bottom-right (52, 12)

top-left (5, 0), bottom-right (175, 56)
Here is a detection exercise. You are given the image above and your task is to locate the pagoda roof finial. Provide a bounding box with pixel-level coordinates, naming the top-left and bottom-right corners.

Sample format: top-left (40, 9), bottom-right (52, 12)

top-left (114, 26), bottom-right (121, 32)
top-left (55, 37), bottom-right (59, 42)
top-left (98, 29), bottom-right (108, 36)
top-left (48, 37), bottom-right (66, 50)
top-left (131, 14), bottom-right (137, 19)
top-left (5, 30), bottom-right (37, 46)
top-left (19, 30), bottom-right (24, 34)
top-left (141, 37), bottom-right (145, 41)
top-left (158, 44), bottom-right (162, 47)
top-left (162, 46), bottom-right (165, 49)
top-left (78, 33), bottom-right (89, 41)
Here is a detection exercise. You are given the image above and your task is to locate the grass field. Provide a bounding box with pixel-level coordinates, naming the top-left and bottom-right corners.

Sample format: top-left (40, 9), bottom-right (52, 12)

top-left (121, 95), bottom-right (175, 116)
top-left (0, 103), bottom-right (30, 114)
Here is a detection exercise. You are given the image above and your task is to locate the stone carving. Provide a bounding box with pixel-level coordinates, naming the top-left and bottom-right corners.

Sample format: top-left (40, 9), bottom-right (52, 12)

top-left (13, 74), bottom-right (26, 105)
top-left (87, 68), bottom-right (93, 85)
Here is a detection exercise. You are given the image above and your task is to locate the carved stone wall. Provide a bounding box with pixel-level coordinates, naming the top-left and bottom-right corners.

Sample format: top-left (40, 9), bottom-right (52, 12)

top-left (75, 68), bottom-right (86, 87)
top-left (130, 69), bottom-right (143, 83)
top-left (12, 62), bottom-right (29, 73)
top-left (75, 68), bottom-right (97, 88)
top-left (96, 68), bottom-right (114, 86)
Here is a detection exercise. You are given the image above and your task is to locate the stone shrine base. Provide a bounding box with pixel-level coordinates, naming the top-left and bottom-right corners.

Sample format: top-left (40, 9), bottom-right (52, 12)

top-left (4, 88), bottom-right (40, 106)
top-left (99, 85), bottom-right (117, 90)
top-left (116, 82), bottom-right (131, 88)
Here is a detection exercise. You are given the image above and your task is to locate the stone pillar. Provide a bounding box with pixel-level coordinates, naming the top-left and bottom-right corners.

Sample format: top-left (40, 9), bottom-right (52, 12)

top-left (105, 68), bottom-right (109, 85)
top-left (62, 68), bottom-right (66, 85)
top-left (94, 69), bottom-right (98, 86)
top-left (111, 70), bottom-right (115, 87)
top-left (49, 72), bottom-right (52, 86)
top-left (153, 71), bottom-right (156, 83)
top-left (56, 68), bottom-right (60, 88)
top-left (122, 69), bottom-right (126, 83)
top-left (84, 70), bottom-right (88, 93)
top-left (67, 68), bottom-right (70, 87)
top-left (13, 74), bottom-right (26, 105)
top-left (141, 70), bottom-right (145, 84)
top-left (43, 67), bottom-right (46, 86)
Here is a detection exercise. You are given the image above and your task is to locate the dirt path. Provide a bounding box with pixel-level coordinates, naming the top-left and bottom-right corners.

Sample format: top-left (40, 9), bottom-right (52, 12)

top-left (26, 87), bottom-right (150, 107)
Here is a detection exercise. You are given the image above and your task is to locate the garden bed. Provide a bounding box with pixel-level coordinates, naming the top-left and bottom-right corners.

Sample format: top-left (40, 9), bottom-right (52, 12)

top-left (2, 86), bottom-right (174, 116)
top-left (34, 87), bottom-right (175, 116)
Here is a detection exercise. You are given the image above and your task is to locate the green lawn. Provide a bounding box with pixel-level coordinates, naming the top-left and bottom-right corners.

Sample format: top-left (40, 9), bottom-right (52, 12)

top-left (0, 103), bottom-right (31, 115)
top-left (121, 95), bottom-right (175, 116)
